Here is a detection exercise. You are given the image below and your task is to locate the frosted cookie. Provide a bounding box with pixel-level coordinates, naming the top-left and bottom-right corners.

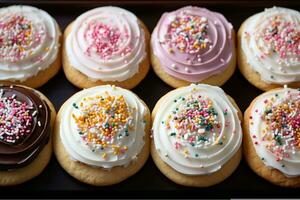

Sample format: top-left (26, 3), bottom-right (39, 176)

top-left (0, 85), bottom-right (56, 186)
top-left (244, 86), bottom-right (300, 187)
top-left (238, 7), bottom-right (300, 91)
top-left (0, 5), bottom-right (61, 88)
top-left (54, 85), bottom-right (151, 186)
top-left (151, 84), bottom-right (242, 187)
top-left (151, 6), bottom-right (236, 88)
top-left (63, 6), bottom-right (150, 89)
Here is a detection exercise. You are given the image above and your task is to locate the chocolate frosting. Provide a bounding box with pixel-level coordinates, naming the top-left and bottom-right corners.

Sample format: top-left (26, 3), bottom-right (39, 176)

top-left (0, 85), bottom-right (51, 170)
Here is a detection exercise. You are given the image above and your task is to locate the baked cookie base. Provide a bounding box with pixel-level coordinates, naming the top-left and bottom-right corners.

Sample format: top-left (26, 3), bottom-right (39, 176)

top-left (243, 88), bottom-right (300, 187)
top-left (62, 21), bottom-right (150, 90)
top-left (0, 86), bottom-right (56, 186)
top-left (150, 87), bottom-right (243, 187)
top-left (237, 20), bottom-right (300, 91)
top-left (53, 93), bottom-right (151, 186)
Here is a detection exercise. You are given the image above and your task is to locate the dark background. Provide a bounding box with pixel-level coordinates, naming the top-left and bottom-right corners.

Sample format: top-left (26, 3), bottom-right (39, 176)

top-left (1, 0), bottom-right (300, 198)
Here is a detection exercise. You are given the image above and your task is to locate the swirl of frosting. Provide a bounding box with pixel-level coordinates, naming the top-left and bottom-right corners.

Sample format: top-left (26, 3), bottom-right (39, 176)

top-left (151, 6), bottom-right (234, 82)
top-left (0, 5), bottom-right (60, 82)
top-left (241, 7), bottom-right (300, 84)
top-left (248, 86), bottom-right (300, 177)
top-left (65, 6), bottom-right (146, 82)
top-left (152, 84), bottom-right (242, 175)
top-left (59, 85), bottom-right (147, 168)
top-left (0, 85), bottom-right (50, 170)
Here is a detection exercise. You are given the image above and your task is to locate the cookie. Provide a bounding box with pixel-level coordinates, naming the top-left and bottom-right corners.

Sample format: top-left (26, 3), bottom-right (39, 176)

top-left (54, 85), bottom-right (151, 186)
top-left (63, 6), bottom-right (150, 89)
top-left (151, 83), bottom-right (243, 187)
top-left (0, 85), bottom-right (56, 186)
top-left (244, 86), bottom-right (300, 187)
top-left (151, 6), bottom-right (236, 88)
top-left (0, 5), bottom-right (61, 88)
top-left (238, 7), bottom-right (300, 91)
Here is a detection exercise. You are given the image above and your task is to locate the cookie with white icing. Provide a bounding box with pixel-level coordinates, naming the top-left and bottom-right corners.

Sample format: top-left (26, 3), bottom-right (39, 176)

top-left (0, 5), bottom-right (61, 88)
top-left (53, 85), bottom-right (150, 186)
top-left (151, 84), bottom-right (242, 187)
top-left (244, 86), bottom-right (300, 187)
top-left (63, 6), bottom-right (150, 89)
top-left (238, 7), bottom-right (300, 91)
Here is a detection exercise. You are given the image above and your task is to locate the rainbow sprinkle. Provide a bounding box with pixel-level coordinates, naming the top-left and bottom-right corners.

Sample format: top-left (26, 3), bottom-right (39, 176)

top-left (0, 14), bottom-right (44, 62)
top-left (72, 93), bottom-right (134, 158)
top-left (0, 89), bottom-right (34, 144)
top-left (84, 21), bottom-right (131, 59)
top-left (164, 15), bottom-right (211, 54)
top-left (258, 15), bottom-right (300, 64)
top-left (250, 89), bottom-right (300, 162)
top-left (163, 93), bottom-right (229, 157)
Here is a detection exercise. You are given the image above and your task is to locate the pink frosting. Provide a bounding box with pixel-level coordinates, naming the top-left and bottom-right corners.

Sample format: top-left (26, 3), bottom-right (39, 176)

top-left (151, 6), bottom-right (234, 82)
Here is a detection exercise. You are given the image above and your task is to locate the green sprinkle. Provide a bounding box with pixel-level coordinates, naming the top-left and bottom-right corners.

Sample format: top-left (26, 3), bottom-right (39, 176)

top-left (195, 154), bottom-right (199, 157)
top-left (72, 103), bottom-right (78, 109)
top-left (261, 157), bottom-right (265, 161)
top-left (275, 135), bottom-right (282, 146)
top-left (218, 141), bottom-right (223, 145)
top-left (170, 132), bottom-right (176, 136)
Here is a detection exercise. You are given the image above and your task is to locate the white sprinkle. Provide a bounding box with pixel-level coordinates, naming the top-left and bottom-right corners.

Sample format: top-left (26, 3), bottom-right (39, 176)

top-left (32, 110), bottom-right (38, 117)
top-left (39, 105), bottom-right (42, 108)
top-left (9, 85), bottom-right (13, 89)
top-left (11, 94), bottom-right (16, 99)
top-left (184, 67), bottom-right (190, 72)
top-left (220, 58), bottom-right (225, 63)
top-left (171, 63), bottom-right (177, 69)
top-left (38, 121), bottom-right (41, 127)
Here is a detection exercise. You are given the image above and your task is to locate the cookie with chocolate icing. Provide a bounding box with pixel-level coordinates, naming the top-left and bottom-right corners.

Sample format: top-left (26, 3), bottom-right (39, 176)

top-left (0, 85), bottom-right (56, 186)
top-left (150, 6), bottom-right (236, 88)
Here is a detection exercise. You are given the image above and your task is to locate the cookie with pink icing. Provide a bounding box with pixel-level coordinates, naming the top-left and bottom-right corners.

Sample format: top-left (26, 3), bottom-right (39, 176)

top-left (151, 6), bottom-right (236, 88)
top-left (63, 6), bottom-right (150, 89)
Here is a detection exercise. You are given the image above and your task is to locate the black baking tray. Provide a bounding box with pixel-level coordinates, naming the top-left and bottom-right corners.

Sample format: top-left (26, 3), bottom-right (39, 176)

top-left (1, 0), bottom-right (300, 198)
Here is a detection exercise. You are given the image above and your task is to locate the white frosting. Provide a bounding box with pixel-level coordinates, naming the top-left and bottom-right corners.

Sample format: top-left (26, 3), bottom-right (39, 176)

top-left (249, 87), bottom-right (300, 177)
top-left (0, 5), bottom-right (60, 82)
top-left (65, 6), bottom-right (146, 82)
top-left (241, 7), bottom-right (300, 84)
top-left (152, 84), bottom-right (242, 175)
top-left (59, 85), bottom-right (147, 168)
